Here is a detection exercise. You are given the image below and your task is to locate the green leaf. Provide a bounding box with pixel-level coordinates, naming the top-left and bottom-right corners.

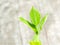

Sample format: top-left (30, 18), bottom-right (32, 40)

top-left (40, 14), bottom-right (48, 30)
top-left (30, 7), bottom-right (41, 25)
top-left (19, 17), bottom-right (37, 33)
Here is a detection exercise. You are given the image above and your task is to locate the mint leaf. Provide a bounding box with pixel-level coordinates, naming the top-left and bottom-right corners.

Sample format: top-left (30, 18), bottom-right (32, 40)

top-left (30, 7), bottom-right (41, 25)
top-left (19, 17), bottom-right (37, 33)
top-left (40, 14), bottom-right (48, 30)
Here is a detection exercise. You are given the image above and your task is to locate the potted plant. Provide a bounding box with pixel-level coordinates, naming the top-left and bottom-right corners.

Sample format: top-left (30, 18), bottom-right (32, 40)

top-left (19, 6), bottom-right (48, 45)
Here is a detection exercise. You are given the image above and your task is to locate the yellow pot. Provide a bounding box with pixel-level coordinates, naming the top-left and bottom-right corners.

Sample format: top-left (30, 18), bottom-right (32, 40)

top-left (30, 41), bottom-right (42, 45)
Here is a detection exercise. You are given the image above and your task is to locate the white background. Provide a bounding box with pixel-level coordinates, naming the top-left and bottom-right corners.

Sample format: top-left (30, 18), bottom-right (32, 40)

top-left (0, 0), bottom-right (60, 45)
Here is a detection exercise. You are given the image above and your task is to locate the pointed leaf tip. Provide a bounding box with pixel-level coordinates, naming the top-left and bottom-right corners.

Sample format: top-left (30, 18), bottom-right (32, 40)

top-left (40, 14), bottom-right (48, 30)
top-left (19, 17), bottom-right (37, 33)
top-left (30, 7), bottom-right (41, 25)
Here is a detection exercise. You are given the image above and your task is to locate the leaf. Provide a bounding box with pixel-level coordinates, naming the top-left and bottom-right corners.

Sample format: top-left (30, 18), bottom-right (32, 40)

top-left (30, 7), bottom-right (41, 25)
top-left (40, 14), bottom-right (48, 30)
top-left (19, 17), bottom-right (37, 33)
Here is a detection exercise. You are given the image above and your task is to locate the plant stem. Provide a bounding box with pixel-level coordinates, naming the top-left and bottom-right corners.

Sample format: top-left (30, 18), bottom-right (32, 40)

top-left (32, 33), bottom-right (40, 41)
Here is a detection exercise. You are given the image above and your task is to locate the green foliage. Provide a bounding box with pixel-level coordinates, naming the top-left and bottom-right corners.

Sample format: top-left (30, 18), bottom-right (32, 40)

top-left (19, 17), bottom-right (37, 33)
top-left (40, 14), bottom-right (48, 30)
top-left (30, 7), bottom-right (41, 25)
top-left (19, 6), bottom-right (48, 45)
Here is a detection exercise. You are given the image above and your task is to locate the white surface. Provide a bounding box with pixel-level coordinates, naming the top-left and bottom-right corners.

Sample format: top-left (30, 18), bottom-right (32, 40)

top-left (0, 0), bottom-right (60, 45)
